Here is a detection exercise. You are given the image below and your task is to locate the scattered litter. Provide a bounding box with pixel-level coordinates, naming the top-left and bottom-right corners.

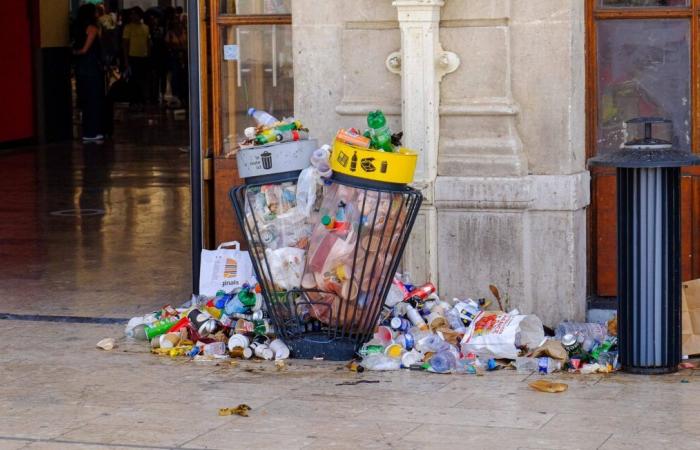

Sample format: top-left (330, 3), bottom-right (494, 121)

top-left (123, 107), bottom-right (628, 381)
top-left (219, 404), bottom-right (252, 417)
top-left (96, 338), bottom-right (116, 351)
top-left (529, 380), bottom-right (568, 393)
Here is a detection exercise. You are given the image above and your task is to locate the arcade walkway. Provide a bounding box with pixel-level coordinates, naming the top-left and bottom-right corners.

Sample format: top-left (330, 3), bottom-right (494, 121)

top-left (0, 108), bottom-right (192, 318)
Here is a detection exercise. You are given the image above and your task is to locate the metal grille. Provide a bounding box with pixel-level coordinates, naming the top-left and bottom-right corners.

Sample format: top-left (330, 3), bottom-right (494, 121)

top-left (231, 176), bottom-right (422, 360)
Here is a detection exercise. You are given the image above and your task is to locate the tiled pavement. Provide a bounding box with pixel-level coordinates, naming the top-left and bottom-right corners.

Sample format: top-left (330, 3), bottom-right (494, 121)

top-left (1, 320), bottom-right (699, 450)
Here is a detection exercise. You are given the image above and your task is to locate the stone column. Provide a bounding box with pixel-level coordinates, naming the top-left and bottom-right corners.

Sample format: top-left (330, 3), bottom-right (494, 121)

top-left (391, 0), bottom-right (459, 285)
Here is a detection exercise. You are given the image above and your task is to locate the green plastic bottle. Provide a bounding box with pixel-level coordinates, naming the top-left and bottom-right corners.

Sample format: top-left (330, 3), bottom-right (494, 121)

top-left (367, 110), bottom-right (394, 152)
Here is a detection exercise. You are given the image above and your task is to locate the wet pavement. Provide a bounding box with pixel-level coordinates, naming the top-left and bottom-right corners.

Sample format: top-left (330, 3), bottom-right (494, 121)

top-left (0, 107), bottom-right (192, 318)
top-left (1, 320), bottom-right (699, 450)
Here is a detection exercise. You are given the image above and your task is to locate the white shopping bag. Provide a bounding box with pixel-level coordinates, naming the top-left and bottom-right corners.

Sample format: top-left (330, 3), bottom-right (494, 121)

top-left (199, 241), bottom-right (254, 296)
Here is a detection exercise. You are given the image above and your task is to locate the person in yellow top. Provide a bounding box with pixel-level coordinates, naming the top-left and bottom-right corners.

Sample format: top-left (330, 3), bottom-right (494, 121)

top-left (122, 7), bottom-right (150, 109)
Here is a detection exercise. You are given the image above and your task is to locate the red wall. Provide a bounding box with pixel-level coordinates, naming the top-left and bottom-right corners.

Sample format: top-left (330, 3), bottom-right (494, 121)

top-left (0, 1), bottom-right (34, 143)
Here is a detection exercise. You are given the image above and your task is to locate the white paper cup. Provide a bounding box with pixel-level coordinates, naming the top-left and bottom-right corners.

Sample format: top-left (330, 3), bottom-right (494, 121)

top-left (228, 334), bottom-right (251, 351)
top-left (269, 339), bottom-right (290, 360)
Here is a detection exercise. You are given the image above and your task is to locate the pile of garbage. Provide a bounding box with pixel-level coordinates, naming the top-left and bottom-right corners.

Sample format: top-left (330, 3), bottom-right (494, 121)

top-left (358, 278), bottom-right (619, 374)
top-left (240, 108), bottom-right (310, 148)
top-left (124, 106), bottom-right (619, 375)
top-left (124, 285), bottom-right (290, 362)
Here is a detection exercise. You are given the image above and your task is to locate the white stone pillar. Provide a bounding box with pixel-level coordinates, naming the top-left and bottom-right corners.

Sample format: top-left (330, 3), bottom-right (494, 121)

top-left (391, 0), bottom-right (459, 285)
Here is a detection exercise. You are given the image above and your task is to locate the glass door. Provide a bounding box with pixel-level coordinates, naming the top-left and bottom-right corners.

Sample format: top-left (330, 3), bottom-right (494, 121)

top-left (209, 0), bottom-right (293, 245)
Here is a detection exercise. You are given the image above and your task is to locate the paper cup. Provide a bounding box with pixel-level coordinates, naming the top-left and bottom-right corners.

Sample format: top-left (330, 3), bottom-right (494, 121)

top-left (252, 343), bottom-right (274, 360)
top-left (427, 313), bottom-right (447, 331)
top-left (269, 339), bottom-right (290, 360)
top-left (159, 333), bottom-right (181, 349)
top-left (230, 346), bottom-right (253, 359)
top-left (228, 334), bottom-right (251, 351)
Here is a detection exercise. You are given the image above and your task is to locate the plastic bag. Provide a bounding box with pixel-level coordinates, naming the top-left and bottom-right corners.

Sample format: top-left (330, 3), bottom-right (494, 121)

top-left (460, 311), bottom-right (545, 360)
top-left (295, 165), bottom-right (320, 218)
top-left (264, 247), bottom-right (306, 290)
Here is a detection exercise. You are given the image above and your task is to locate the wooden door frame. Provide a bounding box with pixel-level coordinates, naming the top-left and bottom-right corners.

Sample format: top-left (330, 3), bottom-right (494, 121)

top-left (207, 1), bottom-right (292, 249)
top-left (586, 0), bottom-right (700, 299)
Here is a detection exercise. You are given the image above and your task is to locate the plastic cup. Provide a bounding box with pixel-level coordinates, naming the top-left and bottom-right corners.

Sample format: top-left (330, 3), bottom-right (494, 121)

top-left (373, 326), bottom-right (395, 345)
top-left (401, 350), bottom-right (422, 367)
top-left (385, 343), bottom-right (405, 359)
top-left (269, 339), bottom-right (290, 360)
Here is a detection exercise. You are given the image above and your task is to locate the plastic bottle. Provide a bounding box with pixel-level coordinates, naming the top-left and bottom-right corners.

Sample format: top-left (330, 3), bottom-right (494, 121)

top-left (445, 309), bottom-right (467, 333)
top-left (415, 334), bottom-right (449, 353)
top-left (311, 145), bottom-right (332, 178)
top-left (361, 353), bottom-right (401, 371)
top-left (456, 353), bottom-right (478, 374)
top-left (224, 296), bottom-right (247, 315)
top-left (385, 278), bottom-right (408, 307)
top-left (248, 107), bottom-right (278, 127)
top-left (278, 130), bottom-right (308, 143)
top-left (555, 321), bottom-right (607, 342)
top-left (514, 356), bottom-right (540, 373)
top-left (367, 110), bottom-right (394, 152)
top-left (405, 304), bottom-right (428, 331)
top-left (429, 350), bottom-right (456, 373)
top-left (401, 272), bottom-right (414, 292)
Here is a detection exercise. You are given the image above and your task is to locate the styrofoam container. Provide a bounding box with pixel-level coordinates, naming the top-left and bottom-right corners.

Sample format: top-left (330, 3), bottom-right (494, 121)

top-left (236, 139), bottom-right (318, 182)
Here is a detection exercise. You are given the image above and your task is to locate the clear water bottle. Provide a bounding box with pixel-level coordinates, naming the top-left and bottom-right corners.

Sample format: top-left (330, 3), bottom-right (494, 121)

top-left (247, 107), bottom-right (279, 127)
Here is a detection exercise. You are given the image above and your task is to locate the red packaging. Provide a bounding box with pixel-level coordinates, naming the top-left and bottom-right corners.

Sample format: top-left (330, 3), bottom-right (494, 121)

top-left (406, 283), bottom-right (436, 301)
top-left (169, 316), bottom-right (190, 333)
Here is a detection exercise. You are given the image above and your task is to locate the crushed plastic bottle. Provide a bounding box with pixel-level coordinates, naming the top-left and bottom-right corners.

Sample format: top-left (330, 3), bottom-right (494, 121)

top-left (429, 350), bottom-right (456, 373)
top-left (514, 356), bottom-right (540, 374)
top-left (361, 353), bottom-right (401, 371)
top-left (555, 321), bottom-right (607, 342)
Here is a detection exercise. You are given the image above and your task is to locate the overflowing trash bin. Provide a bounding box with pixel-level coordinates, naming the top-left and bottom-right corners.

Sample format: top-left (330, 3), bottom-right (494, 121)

top-left (232, 110), bottom-right (422, 360)
top-left (589, 117), bottom-right (700, 374)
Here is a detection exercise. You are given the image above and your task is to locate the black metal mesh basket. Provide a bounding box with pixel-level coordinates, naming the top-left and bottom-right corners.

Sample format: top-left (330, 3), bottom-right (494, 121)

top-left (231, 174), bottom-right (422, 360)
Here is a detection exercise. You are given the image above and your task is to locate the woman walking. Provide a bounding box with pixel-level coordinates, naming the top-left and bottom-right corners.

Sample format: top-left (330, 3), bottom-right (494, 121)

top-left (73, 3), bottom-right (106, 142)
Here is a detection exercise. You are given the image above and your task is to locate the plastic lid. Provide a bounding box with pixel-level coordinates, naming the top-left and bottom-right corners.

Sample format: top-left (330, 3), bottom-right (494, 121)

top-left (247, 107), bottom-right (256, 116)
top-left (321, 215), bottom-right (332, 226)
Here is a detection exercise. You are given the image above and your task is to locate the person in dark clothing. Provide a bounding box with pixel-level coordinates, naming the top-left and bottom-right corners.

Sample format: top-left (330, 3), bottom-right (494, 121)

top-left (73, 4), bottom-right (106, 142)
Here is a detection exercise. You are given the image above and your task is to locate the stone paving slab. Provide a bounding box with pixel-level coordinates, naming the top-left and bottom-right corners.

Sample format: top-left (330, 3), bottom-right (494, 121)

top-left (1, 320), bottom-right (699, 450)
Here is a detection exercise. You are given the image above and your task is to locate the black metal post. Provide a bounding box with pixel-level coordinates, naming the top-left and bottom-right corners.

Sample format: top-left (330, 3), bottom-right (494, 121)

top-left (617, 167), bottom-right (681, 374)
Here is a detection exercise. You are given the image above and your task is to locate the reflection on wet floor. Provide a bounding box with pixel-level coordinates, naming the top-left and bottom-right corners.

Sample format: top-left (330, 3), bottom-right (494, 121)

top-left (0, 107), bottom-right (192, 318)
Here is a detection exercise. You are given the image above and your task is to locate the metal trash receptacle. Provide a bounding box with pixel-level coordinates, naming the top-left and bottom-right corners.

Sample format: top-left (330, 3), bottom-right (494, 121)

top-left (589, 117), bottom-right (700, 374)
